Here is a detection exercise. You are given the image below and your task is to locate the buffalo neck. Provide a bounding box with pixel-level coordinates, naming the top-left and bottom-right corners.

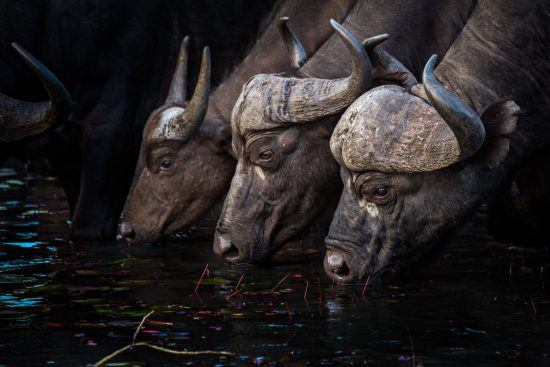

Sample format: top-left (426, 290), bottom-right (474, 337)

top-left (435, 0), bottom-right (550, 149)
top-left (300, 0), bottom-right (475, 80)
top-left (423, 0), bottom-right (550, 230)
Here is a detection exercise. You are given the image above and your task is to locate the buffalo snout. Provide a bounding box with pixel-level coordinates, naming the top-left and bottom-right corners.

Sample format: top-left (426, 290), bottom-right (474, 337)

top-left (117, 222), bottom-right (136, 244)
top-left (323, 246), bottom-right (365, 284)
top-left (213, 230), bottom-right (247, 264)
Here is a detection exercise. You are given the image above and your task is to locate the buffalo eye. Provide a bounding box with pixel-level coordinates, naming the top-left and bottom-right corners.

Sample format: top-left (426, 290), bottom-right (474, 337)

top-left (259, 151), bottom-right (273, 161)
top-left (374, 186), bottom-right (389, 197)
top-left (159, 158), bottom-right (173, 171)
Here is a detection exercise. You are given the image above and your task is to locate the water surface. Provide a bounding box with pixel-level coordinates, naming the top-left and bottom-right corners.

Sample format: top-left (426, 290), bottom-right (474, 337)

top-left (0, 164), bottom-right (548, 366)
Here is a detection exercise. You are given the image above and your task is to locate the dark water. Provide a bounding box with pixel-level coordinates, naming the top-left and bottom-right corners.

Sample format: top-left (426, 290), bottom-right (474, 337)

top-left (0, 164), bottom-right (549, 367)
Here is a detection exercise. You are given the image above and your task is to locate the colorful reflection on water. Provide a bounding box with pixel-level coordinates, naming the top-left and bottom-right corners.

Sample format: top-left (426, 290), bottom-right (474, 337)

top-left (0, 163), bottom-right (548, 366)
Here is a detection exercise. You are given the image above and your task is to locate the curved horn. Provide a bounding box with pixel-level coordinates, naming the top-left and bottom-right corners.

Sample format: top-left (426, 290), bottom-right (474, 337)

top-left (268, 19), bottom-right (372, 123)
top-left (0, 43), bottom-right (71, 142)
top-left (423, 54), bottom-right (485, 160)
top-left (361, 33), bottom-right (389, 51)
top-left (164, 46), bottom-right (211, 141)
top-left (361, 34), bottom-right (418, 90)
top-left (165, 36), bottom-right (190, 105)
top-left (278, 17), bottom-right (307, 69)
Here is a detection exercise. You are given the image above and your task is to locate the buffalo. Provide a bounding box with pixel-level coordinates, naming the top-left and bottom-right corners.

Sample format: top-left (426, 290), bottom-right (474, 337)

top-left (213, 0), bottom-right (476, 264)
top-left (325, 0), bottom-right (550, 283)
top-left (119, 0), bottom-right (355, 245)
top-left (0, 0), bottom-right (280, 242)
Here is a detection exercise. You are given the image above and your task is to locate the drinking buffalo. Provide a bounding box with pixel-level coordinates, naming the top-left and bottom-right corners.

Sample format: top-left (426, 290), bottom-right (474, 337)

top-left (0, 0), bottom-right (279, 242)
top-left (119, 0), bottom-right (355, 245)
top-left (214, 0), bottom-right (476, 264)
top-left (325, 0), bottom-right (550, 283)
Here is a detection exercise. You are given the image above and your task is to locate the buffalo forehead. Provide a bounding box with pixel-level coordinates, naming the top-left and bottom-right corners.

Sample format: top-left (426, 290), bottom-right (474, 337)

top-left (338, 86), bottom-right (460, 173)
top-left (231, 74), bottom-right (284, 134)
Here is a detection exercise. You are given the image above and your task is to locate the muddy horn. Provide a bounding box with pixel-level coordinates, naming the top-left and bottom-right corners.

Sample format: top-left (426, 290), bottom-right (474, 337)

top-left (0, 43), bottom-right (71, 142)
top-left (161, 38), bottom-right (211, 141)
top-left (268, 19), bottom-right (372, 123)
top-left (423, 54), bottom-right (485, 161)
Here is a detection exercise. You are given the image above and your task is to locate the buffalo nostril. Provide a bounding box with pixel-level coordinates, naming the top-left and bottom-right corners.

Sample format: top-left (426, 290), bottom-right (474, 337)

top-left (324, 251), bottom-right (355, 283)
top-left (216, 235), bottom-right (232, 253)
top-left (327, 253), bottom-right (350, 276)
top-left (119, 222), bottom-right (135, 241)
top-left (327, 254), bottom-right (344, 269)
top-left (222, 243), bottom-right (240, 262)
top-left (213, 233), bottom-right (241, 263)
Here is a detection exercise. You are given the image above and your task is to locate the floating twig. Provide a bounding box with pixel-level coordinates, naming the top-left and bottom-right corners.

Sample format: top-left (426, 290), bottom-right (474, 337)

top-left (408, 328), bottom-right (416, 366)
top-left (284, 300), bottom-right (292, 322)
top-left (133, 310), bottom-right (154, 342)
top-left (531, 298), bottom-right (537, 315)
top-left (93, 308), bottom-right (232, 366)
top-left (285, 331), bottom-right (297, 345)
top-left (362, 274), bottom-right (371, 298)
top-left (195, 264), bottom-right (209, 294)
top-left (226, 288), bottom-right (242, 300)
top-left (304, 280), bottom-right (309, 301)
top-left (235, 274), bottom-right (244, 290)
top-left (93, 342), bottom-right (232, 367)
top-left (271, 274), bottom-right (290, 293)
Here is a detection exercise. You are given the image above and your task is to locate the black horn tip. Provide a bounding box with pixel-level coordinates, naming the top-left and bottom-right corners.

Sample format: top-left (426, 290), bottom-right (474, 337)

top-left (329, 19), bottom-right (362, 50)
top-left (362, 33), bottom-right (390, 50)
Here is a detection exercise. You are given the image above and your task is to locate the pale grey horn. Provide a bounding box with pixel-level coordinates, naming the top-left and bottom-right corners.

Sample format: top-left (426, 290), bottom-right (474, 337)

top-left (1, 43), bottom-right (71, 142)
top-left (268, 19), bottom-right (372, 123)
top-left (165, 36), bottom-right (190, 105)
top-left (164, 46), bottom-right (211, 141)
top-left (278, 16), bottom-right (307, 69)
top-left (423, 54), bottom-right (485, 160)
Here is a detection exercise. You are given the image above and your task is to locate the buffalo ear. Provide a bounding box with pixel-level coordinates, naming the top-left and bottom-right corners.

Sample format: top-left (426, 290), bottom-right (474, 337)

top-left (199, 117), bottom-right (235, 158)
top-left (477, 100), bottom-right (520, 168)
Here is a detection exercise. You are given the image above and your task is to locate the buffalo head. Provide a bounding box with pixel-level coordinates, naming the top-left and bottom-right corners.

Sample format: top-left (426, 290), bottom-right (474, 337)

top-left (325, 55), bottom-right (520, 283)
top-left (119, 38), bottom-right (233, 244)
top-left (213, 20), bottom-right (379, 263)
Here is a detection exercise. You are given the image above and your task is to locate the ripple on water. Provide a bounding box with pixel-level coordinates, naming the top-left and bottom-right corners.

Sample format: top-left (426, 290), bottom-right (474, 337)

top-left (0, 294), bottom-right (43, 308)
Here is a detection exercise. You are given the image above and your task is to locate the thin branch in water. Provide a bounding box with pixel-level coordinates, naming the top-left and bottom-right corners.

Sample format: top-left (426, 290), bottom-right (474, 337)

top-left (271, 273), bottom-right (289, 293)
top-left (195, 264), bottom-right (209, 294)
top-left (235, 274), bottom-right (244, 290)
top-left (304, 280), bottom-right (309, 301)
top-left (362, 274), bottom-right (371, 298)
top-left (226, 288), bottom-right (242, 300)
top-left (93, 342), bottom-right (233, 367)
top-left (531, 298), bottom-right (537, 315)
top-left (284, 300), bottom-right (292, 323)
top-left (408, 328), bottom-right (416, 366)
top-left (285, 331), bottom-right (297, 345)
top-left (93, 308), bottom-right (233, 366)
top-left (133, 310), bottom-right (155, 342)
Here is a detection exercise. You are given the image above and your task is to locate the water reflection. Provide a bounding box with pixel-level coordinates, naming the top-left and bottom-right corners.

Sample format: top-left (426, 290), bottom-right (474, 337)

top-left (0, 162), bottom-right (549, 366)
